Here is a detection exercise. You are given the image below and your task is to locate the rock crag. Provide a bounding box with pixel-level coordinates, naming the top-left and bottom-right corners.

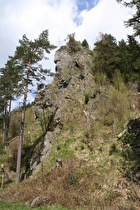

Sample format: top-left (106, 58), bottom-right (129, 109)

top-left (31, 43), bottom-right (103, 173)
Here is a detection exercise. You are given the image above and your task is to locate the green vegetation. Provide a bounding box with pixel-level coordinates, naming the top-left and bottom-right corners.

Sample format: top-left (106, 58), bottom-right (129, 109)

top-left (82, 39), bottom-right (89, 49)
top-left (0, 6), bottom-right (140, 207)
top-left (0, 201), bottom-right (70, 210)
top-left (84, 93), bottom-right (90, 104)
top-left (67, 33), bottom-right (81, 55)
top-left (0, 86), bottom-right (139, 208)
top-left (92, 33), bottom-right (140, 87)
top-left (109, 143), bottom-right (118, 155)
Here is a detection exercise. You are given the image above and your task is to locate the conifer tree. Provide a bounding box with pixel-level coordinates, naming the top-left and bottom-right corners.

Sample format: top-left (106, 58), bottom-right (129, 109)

top-left (93, 33), bottom-right (120, 80)
top-left (0, 75), bottom-right (7, 142)
top-left (116, 0), bottom-right (140, 37)
top-left (14, 30), bottom-right (56, 184)
top-left (82, 39), bottom-right (89, 49)
top-left (118, 36), bottom-right (140, 83)
top-left (0, 57), bottom-right (22, 142)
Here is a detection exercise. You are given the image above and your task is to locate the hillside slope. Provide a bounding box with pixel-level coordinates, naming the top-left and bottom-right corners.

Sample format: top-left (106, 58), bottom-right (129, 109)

top-left (0, 42), bottom-right (140, 209)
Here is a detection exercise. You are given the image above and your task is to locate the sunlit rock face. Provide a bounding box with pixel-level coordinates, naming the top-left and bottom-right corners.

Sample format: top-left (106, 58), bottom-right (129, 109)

top-left (31, 43), bottom-right (104, 173)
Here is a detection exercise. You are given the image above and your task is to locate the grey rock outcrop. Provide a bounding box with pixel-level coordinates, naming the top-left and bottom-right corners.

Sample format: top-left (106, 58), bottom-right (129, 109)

top-left (30, 131), bottom-right (53, 174)
top-left (33, 44), bottom-right (98, 126)
top-left (31, 43), bottom-right (102, 173)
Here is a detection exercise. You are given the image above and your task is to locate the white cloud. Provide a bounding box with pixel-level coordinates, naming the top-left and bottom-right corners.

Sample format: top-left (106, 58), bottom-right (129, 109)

top-left (0, 0), bottom-right (77, 67)
top-left (75, 0), bottom-right (134, 47)
top-left (0, 0), bottom-right (134, 67)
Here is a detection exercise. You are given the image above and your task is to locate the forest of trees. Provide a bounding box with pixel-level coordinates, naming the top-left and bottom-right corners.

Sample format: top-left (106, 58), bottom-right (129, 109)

top-left (93, 33), bottom-right (140, 85)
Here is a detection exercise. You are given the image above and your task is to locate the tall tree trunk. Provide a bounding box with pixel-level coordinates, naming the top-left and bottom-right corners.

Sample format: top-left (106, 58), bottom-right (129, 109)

top-left (3, 107), bottom-right (7, 143)
top-left (15, 59), bottom-right (31, 184)
top-left (6, 99), bottom-right (11, 141)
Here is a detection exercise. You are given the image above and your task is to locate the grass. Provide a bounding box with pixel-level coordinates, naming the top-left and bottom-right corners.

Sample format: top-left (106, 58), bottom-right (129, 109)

top-left (1, 121), bottom-right (139, 209)
top-left (0, 201), bottom-right (72, 210)
top-left (0, 201), bottom-right (32, 210)
top-left (0, 156), bottom-right (117, 209)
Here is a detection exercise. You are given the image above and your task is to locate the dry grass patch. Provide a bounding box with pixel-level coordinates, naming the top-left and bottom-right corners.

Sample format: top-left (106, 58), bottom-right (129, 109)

top-left (1, 156), bottom-right (137, 209)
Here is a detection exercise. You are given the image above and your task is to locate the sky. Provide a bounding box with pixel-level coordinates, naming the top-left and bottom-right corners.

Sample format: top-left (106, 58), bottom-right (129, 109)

top-left (0, 0), bottom-right (134, 109)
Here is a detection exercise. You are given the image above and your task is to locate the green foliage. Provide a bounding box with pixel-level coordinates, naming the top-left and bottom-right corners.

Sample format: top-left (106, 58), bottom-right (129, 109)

top-left (118, 36), bottom-right (140, 84)
top-left (112, 70), bottom-right (126, 91)
top-left (94, 71), bottom-right (109, 87)
top-left (0, 56), bottom-right (23, 105)
top-left (0, 56), bottom-right (24, 142)
top-left (109, 143), bottom-right (118, 155)
top-left (14, 30), bottom-right (56, 87)
top-left (0, 28), bottom-right (140, 209)
top-left (12, 30), bottom-right (57, 183)
top-left (82, 39), bottom-right (89, 49)
top-left (57, 145), bottom-right (61, 151)
top-left (92, 33), bottom-right (140, 87)
top-left (67, 33), bottom-right (80, 54)
top-left (119, 118), bottom-right (140, 179)
top-left (93, 33), bottom-right (120, 80)
top-left (98, 85), bottom-right (134, 126)
top-left (0, 201), bottom-right (32, 209)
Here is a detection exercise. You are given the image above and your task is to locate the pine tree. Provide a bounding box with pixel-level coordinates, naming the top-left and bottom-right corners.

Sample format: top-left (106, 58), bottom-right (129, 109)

top-left (0, 57), bottom-right (22, 142)
top-left (116, 0), bottom-right (140, 37)
top-left (93, 33), bottom-right (120, 80)
top-left (0, 75), bottom-right (7, 142)
top-left (118, 36), bottom-right (140, 83)
top-left (14, 30), bottom-right (56, 184)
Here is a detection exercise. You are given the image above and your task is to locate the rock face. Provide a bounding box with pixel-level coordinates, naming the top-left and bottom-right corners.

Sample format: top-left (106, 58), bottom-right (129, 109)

top-left (31, 43), bottom-right (103, 173)
top-left (33, 44), bottom-right (100, 124)
top-left (30, 131), bottom-right (53, 174)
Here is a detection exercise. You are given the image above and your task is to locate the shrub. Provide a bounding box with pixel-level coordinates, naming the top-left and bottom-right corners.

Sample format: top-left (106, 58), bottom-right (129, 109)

top-left (84, 93), bottom-right (90, 104)
top-left (109, 143), bottom-right (117, 155)
top-left (57, 145), bottom-right (61, 151)
top-left (94, 71), bottom-right (109, 87)
top-left (81, 144), bottom-right (85, 150)
top-left (67, 33), bottom-right (80, 54)
top-left (112, 70), bottom-right (125, 91)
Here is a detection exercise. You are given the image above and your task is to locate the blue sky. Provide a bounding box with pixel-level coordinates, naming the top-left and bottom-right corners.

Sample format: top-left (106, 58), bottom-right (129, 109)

top-left (77, 0), bottom-right (99, 12)
top-left (0, 0), bottom-right (134, 109)
top-left (74, 0), bottom-right (99, 25)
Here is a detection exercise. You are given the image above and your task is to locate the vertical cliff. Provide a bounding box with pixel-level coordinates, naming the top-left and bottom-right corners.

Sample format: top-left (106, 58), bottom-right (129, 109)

top-left (31, 43), bottom-right (105, 172)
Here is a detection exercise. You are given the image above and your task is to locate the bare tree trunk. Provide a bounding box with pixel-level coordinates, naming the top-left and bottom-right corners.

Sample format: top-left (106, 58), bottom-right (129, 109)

top-left (15, 59), bottom-right (31, 184)
top-left (6, 99), bottom-right (11, 141)
top-left (3, 107), bottom-right (7, 143)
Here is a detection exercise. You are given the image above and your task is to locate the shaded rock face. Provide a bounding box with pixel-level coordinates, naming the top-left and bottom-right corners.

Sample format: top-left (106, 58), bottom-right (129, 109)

top-left (31, 44), bottom-right (102, 172)
top-left (30, 131), bottom-right (53, 174)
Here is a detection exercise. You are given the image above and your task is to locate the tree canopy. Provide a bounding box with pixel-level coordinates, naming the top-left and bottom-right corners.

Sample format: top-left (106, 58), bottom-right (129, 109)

top-left (93, 33), bottom-right (120, 79)
top-left (92, 33), bottom-right (140, 87)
